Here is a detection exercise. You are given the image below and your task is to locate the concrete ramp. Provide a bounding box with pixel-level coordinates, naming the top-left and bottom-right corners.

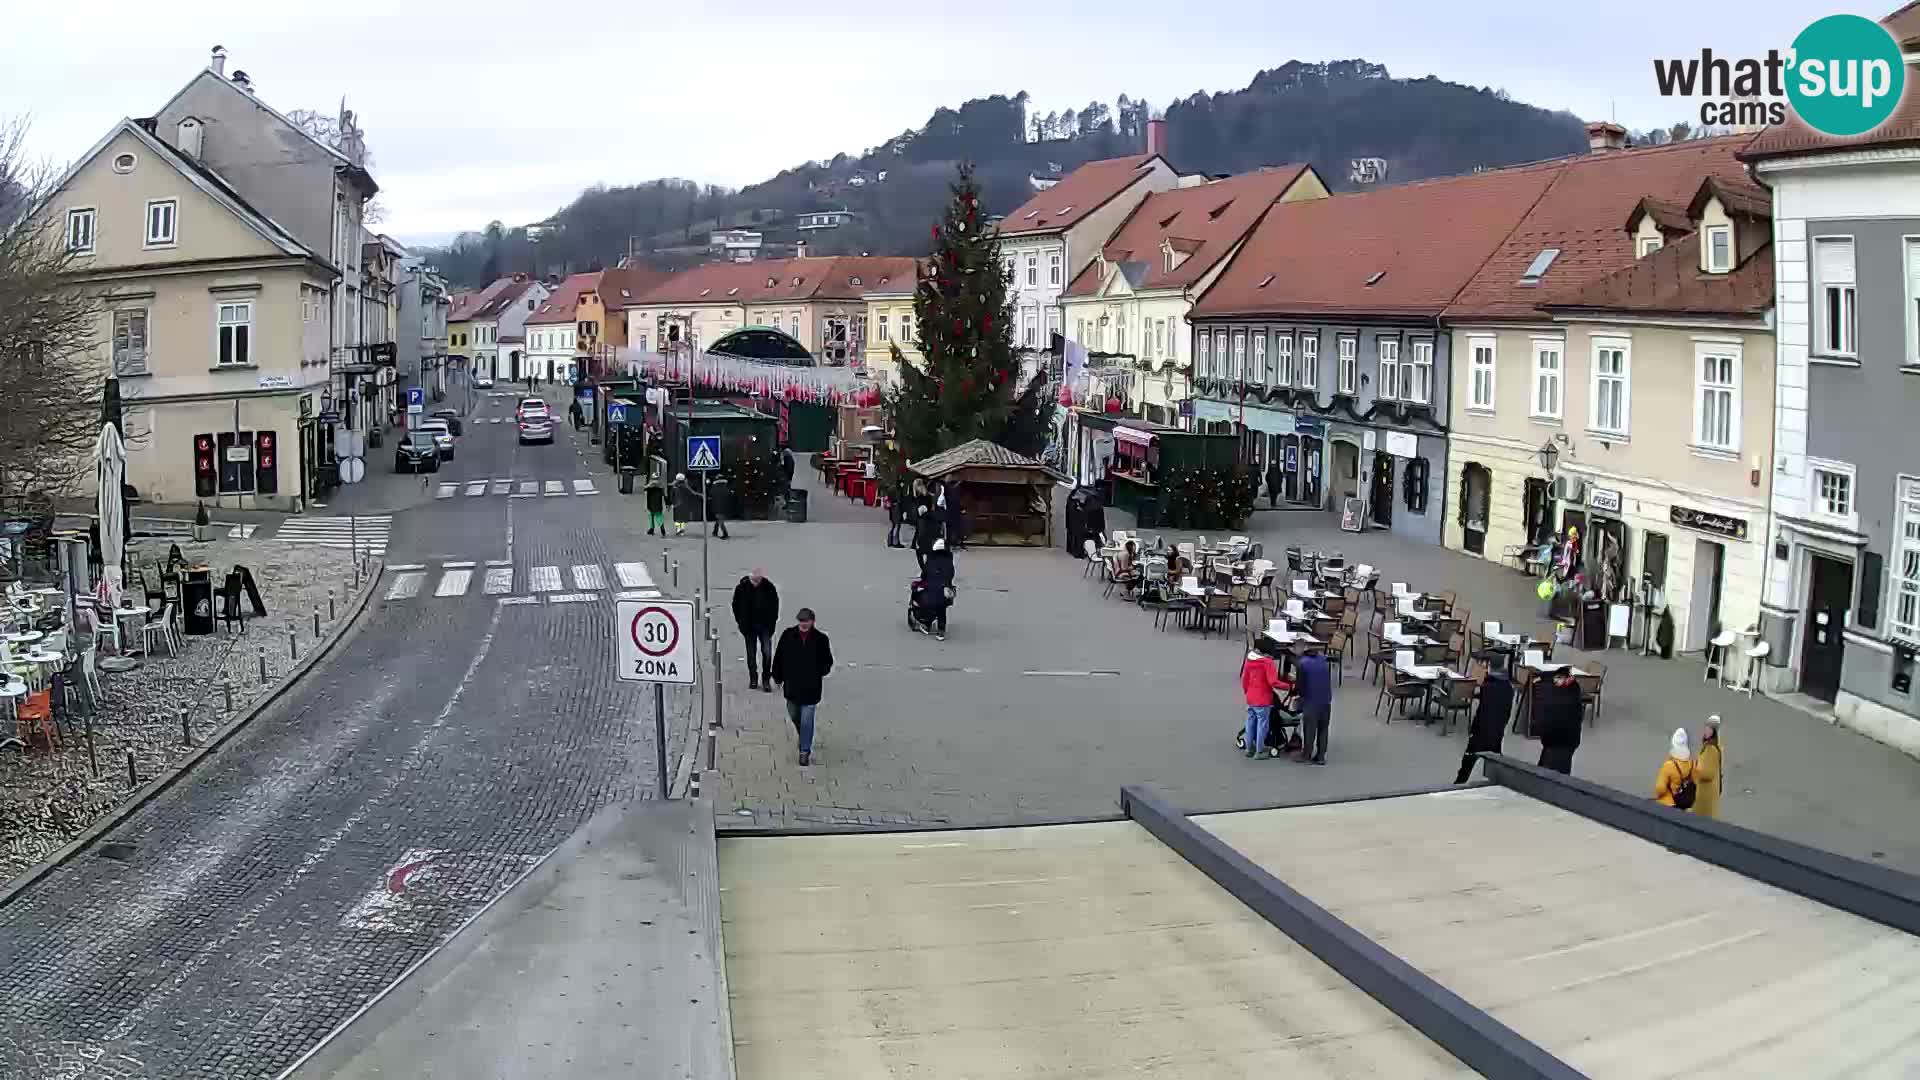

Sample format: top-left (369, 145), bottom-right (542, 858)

top-left (284, 799), bottom-right (734, 1080)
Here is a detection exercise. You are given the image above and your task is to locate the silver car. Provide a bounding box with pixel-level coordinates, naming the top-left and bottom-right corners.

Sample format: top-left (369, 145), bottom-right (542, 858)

top-left (415, 418), bottom-right (456, 460)
top-left (517, 412), bottom-right (554, 445)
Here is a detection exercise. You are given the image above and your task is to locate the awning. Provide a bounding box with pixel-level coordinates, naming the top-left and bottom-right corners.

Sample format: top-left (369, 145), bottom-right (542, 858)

top-left (1114, 426), bottom-right (1156, 449)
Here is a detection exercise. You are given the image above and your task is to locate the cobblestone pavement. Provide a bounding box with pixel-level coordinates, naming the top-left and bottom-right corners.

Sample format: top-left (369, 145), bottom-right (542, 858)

top-left (701, 472), bottom-right (1920, 872)
top-left (1, 539), bottom-right (364, 885)
top-left (0, 405), bottom-right (691, 1080)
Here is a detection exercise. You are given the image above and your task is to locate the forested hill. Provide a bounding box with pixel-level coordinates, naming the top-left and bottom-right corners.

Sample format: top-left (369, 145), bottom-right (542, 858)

top-left (422, 60), bottom-right (1587, 288)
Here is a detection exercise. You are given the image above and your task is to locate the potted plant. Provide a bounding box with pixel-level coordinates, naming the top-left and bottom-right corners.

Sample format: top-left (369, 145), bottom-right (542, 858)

top-left (193, 501), bottom-right (211, 542)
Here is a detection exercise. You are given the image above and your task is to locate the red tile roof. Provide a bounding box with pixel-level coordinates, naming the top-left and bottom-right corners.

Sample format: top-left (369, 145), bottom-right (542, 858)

top-left (1192, 164), bottom-right (1562, 319)
top-left (527, 271), bottom-right (602, 325)
top-left (1539, 231), bottom-right (1773, 318)
top-left (632, 256), bottom-right (920, 306)
top-left (1744, 8), bottom-right (1920, 159)
top-left (600, 265), bottom-right (674, 309)
top-left (449, 275), bottom-right (533, 322)
top-left (995, 154), bottom-right (1167, 236)
top-left (1444, 133), bottom-right (1761, 320)
top-left (1063, 166), bottom-right (1315, 298)
top-left (471, 277), bottom-right (538, 320)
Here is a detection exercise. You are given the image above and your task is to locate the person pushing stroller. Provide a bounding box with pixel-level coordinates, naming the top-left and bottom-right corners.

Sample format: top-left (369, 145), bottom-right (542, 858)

top-left (909, 539), bottom-right (956, 640)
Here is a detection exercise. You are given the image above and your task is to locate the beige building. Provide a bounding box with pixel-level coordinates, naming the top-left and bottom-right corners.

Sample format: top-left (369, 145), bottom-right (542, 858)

top-left (1446, 173), bottom-right (1775, 655)
top-left (625, 256), bottom-right (917, 366)
top-left (42, 118), bottom-right (336, 511)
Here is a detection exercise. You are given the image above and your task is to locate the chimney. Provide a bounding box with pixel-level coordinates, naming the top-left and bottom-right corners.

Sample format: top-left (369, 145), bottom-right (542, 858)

top-left (231, 70), bottom-right (253, 93)
top-left (796, 239), bottom-right (807, 260)
top-left (177, 116), bottom-right (204, 160)
top-left (1586, 121), bottom-right (1628, 153)
top-left (210, 45), bottom-right (227, 77)
top-left (1145, 116), bottom-right (1168, 157)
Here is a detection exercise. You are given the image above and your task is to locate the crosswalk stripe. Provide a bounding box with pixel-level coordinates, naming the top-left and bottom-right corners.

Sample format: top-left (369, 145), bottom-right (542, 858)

top-left (273, 516), bottom-right (391, 556)
top-left (615, 589), bottom-right (662, 600)
top-left (443, 560), bottom-right (476, 569)
top-left (385, 572), bottom-right (425, 601)
top-left (529, 566), bottom-right (561, 592)
top-left (491, 479), bottom-right (512, 495)
top-left (571, 564), bottom-right (605, 590)
top-left (543, 480), bottom-right (564, 496)
top-left (436, 484), bottom-right (456, 499)
top-left (435, 569), bottom-right (472, 597)
top-left (483, 568), bottom-right (514, 595)
top-left (518, 481), bottom-right (538, 496)
top-left (465, 481), bottom-right (487, 497)
top-left (614, 562), bottom-right (655, 589)
top-left (572, 479), bottom-right (597, 495)
top-left (547, 592), bottom-right (597, 604)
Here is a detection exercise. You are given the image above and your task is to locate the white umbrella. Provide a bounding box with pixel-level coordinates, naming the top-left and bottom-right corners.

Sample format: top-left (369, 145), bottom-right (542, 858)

top-left (96, 422), bottom-right (126, 614)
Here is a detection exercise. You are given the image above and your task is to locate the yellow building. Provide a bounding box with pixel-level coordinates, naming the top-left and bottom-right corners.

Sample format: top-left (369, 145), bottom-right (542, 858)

top-left (625, 256), bottom-right (917, 366)
top-left (861, 266), bottom-right (921, 388)
top-left (40, 117), bottom-right (335, 510)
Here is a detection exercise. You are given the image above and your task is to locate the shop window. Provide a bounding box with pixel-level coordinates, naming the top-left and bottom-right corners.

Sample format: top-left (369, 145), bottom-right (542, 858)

top-left (1859, 549), bottom-right (1883, 631)
top-left (1643, 532), bottom-right (1669, 596)
top-left (1402, 455), bottom-right (1429, 515)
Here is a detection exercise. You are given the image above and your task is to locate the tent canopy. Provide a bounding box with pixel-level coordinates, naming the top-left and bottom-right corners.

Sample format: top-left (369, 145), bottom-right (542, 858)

top-left (909, 439), bottom-right (1070, 484)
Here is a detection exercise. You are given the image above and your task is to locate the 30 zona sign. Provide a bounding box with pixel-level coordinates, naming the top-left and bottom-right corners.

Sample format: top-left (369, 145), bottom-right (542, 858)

top-left (615, 599), bottom-right (696, 684)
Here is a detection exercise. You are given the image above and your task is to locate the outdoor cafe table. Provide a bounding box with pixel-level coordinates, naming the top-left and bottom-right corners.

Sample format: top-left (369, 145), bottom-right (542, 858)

top-left (4, 631), bottom-right (43, 648)
top-left (114, 606), bottom-right (152, 655)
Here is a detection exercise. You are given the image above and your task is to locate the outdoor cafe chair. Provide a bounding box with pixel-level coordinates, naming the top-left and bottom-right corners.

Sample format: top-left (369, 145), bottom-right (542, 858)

top-left (1324, 629), bottom-right (1350, 681)
top-left (1376, 663), bottom-right (1429, 722)
top-left (1195, 591), bottom-right (1234, 639)
top-left (1361, 630), bottom-right (1394, 685)
top-left (1578, 662), bottom-right (1607, 724)
top-left (1285, 547), bottom-right (1304, 573)
top-left (141, 602), bottom-right (179, 658)
top-left (1432, 676), bottom-right (1476, 735)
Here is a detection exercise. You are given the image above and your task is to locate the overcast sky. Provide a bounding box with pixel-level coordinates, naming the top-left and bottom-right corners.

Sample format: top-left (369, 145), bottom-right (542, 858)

top-left (5, 0), bottom-right (1826, 249)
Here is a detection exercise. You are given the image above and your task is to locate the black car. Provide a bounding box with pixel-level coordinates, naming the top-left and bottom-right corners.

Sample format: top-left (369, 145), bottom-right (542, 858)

top-left (430, 408), bottom-right (464, 436)
top-left (395, 430), bottom-right (442, 473)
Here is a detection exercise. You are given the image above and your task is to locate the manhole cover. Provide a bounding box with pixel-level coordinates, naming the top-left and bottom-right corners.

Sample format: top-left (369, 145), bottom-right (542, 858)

top-left (96, 841), bottom-right (138, 862)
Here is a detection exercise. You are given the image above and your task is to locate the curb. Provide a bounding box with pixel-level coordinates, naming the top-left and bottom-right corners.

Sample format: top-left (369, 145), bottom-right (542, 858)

top-left (0, 557), bottom-right (386, 909)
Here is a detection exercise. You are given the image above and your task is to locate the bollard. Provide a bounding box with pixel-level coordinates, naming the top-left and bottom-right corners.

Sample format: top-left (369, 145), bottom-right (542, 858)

top-left (661, 548), bottom-right (669, 574)
top-left (126, 750), bottom-right (137, 789)
top-left (313, 604), bottom-right (321, 638)
top-left (671, 560), bottom-right (680, 589)
top-left (258, 645), bottom-right (268, 683)
top-left (328, 589), bottom-right (336, 621)
top-left (289, 627), bottom-right (298, 662)
top-left (86, 713), bottom-right (97, 777)
top-left (693, 592), bottom-right (703, 625)
top-left (222, 680), bottom-right (234, 715)
top-left (180, 707), bottom-right (192, 747)
top-left (711, 637), bottom-right (724, 730)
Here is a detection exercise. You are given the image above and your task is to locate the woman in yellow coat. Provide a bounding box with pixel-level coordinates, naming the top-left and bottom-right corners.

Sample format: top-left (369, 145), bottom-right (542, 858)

top-left (1653, 728), bottom-right (1695, 807)
top-left (1691, 715), bottom-right (1724, 819)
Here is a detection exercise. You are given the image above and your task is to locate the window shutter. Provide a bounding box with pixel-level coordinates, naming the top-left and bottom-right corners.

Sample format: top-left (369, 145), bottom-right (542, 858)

top-left (1859, 550), bottom-right (1884, 630)
top-left (1815, 238), bottom-right (1855, 285)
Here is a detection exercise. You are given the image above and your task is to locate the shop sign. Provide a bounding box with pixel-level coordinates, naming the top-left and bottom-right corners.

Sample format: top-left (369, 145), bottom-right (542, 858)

top-left (1293, 416), bottom-right (1325, 435)
top-left (257, 373), bottom-right (294, 389)
top-left (1670, 504), bottom-right (1749, 542)
top-left (1383, 430), bottom-right (1418, 458)
top-left (1588, 487), bottom-right (1622, 513)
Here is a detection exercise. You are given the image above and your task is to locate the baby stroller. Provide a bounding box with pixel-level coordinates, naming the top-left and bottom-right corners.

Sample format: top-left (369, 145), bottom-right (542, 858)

top-left (1234, 638), bottom-right (1306, 755)
top-left (906, 578), bottom-right (956, 636)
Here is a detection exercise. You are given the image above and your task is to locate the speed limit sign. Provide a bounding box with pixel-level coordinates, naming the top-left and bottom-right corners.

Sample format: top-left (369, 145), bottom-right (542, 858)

top-left (615, 599), bottom-right (696, 684)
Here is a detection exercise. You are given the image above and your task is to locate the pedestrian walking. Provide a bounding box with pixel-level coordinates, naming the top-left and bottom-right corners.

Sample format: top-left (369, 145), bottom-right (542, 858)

top-left (1455, 670), bottom-right (1514, 783)
top-left (1239, 647), bottom-right (1287, 759)
top-left (770, 607), bottom-right (833, 766)
top-left (709, 474), bottom-right (732, 539)
top-left (912, 503), bottom-right (941, 571)
top-left (670, 472), bottom-right (696, 537)
top-left (947, 485), bottom-right (968, 550)
top-left (645, 480), bottom-right (666, 535)
top-left (886, 486), bottom-right (907, 548)
top-left (1295, 649), bottom-right (1333, 765)
top-left (568, 398), bottom-right (584, 430)
top-left (1691, 714), bottom-right (1725, 818)
top-left (1534, 669), bottom-right (1584, 775)
top-left (1653, 727), bottom-right (1698, 809)
top-left (1265, 460), bottom-right (1284, 510)
top-left (780, 447), bottom-right (796, 499)
top-left (731, 569), bottom-right (779, 692)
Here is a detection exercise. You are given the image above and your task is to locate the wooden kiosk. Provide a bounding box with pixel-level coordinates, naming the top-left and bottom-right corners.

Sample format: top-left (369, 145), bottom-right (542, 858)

top-left (908, 439), bottom-right (1068, 548)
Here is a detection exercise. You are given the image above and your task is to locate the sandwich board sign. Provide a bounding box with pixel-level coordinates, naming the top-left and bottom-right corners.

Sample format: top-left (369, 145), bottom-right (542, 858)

top-left (616, 599), bottom-right (695, 684)
top-left (687, 435), bottom-right (721, 471)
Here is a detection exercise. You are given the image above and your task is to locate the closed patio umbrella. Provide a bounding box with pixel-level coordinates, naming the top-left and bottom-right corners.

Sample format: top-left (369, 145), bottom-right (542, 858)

top-left (96, 421), bottom-right (126, 613)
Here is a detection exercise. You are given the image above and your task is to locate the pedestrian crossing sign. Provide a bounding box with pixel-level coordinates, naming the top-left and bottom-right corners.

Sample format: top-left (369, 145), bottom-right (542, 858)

top-left (687, 435), bottom-right (721, 471)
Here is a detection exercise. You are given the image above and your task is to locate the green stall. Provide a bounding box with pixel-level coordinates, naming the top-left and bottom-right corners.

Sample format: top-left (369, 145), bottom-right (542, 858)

top-left (1073, 410), bottom-right (1242, 528)
top-left (664, 403), bottom-right (784, 520)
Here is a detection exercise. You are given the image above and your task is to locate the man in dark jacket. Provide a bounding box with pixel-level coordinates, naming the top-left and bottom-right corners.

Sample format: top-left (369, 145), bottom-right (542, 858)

top-left (1456, 671), bottom-right (1514, 783)
top-left (780, 447), bottom-right (796, 499)
top-left (912, 541), bottom-right (955, 639)
top-left (1535, 670), bottom-right (1584, 775)
top-left (1295, 650), bottom-right (1333, 764)
top-left (887, 486), bottom-right (908, 548)
top-left (911, 503), bottom-right (941, 570)
top-left (644, 481), bottom-right (666, 536)
top-left (708, 475), bottom-right (731, 539)
top-left (770, 607), bottom-right (833, 766)
top-left (1265, 461), bottom-right (1284, 509)
top-left (731, 569), bottom-right (779, 691)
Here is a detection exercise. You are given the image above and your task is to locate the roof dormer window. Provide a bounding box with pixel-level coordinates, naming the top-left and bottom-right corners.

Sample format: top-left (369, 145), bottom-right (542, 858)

top-left (767, 276), bottom-right (777, 287)
top-left (1637, 236), bottom-right (1663, 257)
top-left (1705, 225), bottom-right (1733, 273)
top-left (727, 287), bottom-right (739, 296)
top-left (1519, 248), bottom-right (1561, 285)
top-left (1365, 271), bottom-right (1386, 287)
top-left (699, 288), bottom-right (711, 297)
top-left (791, 276), bottom-right (803, 286)
top-left (1058, 206), bottom-right (1073, 215)
top-left (850, 275), bottom-right (862, 285)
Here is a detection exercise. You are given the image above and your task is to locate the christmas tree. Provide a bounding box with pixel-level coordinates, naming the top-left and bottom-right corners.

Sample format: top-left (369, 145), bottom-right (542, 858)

top-left (882, 164), bottom-right (1055, 482)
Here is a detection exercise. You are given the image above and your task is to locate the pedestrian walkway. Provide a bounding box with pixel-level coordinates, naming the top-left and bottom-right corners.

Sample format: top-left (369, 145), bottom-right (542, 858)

top-left (380, 560), bottom-right (661, 606)
top-left (271, 515), bottom-right (391, 556)
top-left (433, 477), bottom-right (599, 501)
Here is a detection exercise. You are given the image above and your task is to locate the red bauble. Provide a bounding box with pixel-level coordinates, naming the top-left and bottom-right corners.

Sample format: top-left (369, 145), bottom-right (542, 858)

top-left (932, 225), bottom-right (939, 240)
top-left (1104, 396), bottom-right (1123, 414)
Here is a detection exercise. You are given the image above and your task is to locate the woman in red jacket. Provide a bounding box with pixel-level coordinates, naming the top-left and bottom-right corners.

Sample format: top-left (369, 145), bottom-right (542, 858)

top-left (1240, 649), bottom-right (1291, 759)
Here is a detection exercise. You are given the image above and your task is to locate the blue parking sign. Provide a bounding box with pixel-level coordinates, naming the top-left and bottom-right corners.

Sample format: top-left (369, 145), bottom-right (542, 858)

top-left (687, 435), bottom-right (721, 471)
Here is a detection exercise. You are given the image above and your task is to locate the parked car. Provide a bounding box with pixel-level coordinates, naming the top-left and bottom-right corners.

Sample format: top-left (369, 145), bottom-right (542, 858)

top-left (518, 412), bottom-right (554, 445)
top-left (416, 418), bottom-right (456, 460)
top-left (430, 408), bottom-right (464, 436)
top-left (394, 430), bottom-right (441, 473)
top-left (471, 369), bottom-right (493, 388)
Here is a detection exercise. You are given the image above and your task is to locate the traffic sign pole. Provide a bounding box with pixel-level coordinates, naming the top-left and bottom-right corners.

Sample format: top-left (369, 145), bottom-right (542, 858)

top-left (616, 598), bottom-right (697, 800)
top-left (653, 683), bottom-right (668, 799)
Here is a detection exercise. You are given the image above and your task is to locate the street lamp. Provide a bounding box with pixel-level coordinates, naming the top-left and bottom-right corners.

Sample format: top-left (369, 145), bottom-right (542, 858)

top-left (1536, 439), bottom-right (1559, 473)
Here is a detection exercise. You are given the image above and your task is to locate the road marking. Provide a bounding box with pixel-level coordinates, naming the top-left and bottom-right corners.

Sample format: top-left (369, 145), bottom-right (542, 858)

top-left (485, 558), bottom-right (511, 567)
top-left (571, 564), bottom-right (605, 590)
top-left (517, 481), bottom-right (538, 496)
top-left (615, 589), bottom-right (662, 600)
top-left (483, 568), bottom-right (514, 595)
top-left (547, 592), bottom-right (597, 603)
top-left (528, 565), bottom-right (561, 592)
top-left (572, 479), bottom-right (597, 495)
top-left (434, 569), bottom-right (472, 597)
top-left (225, 524), bottom-right (257, 539)
top-left (614, 562), bottom-right (655, 588)
top-left (435, 484), bottom-right (456, 499)
top-left (465, 481), bottom-right (487, 497)
top-left (491, 479), bottom-right (512, 495)
top-left (543, 480), bottom-right (564, 496)
top-left (384, 572), bottom-right (425, 601)
top-left (489, 417), bottom-right (505, 424)
top-left (385, 563), bottom-right (427, 572)
top-left (442, 560), bottom-right (476, 568)
top-left (498, 596), bottom-right (540, 606)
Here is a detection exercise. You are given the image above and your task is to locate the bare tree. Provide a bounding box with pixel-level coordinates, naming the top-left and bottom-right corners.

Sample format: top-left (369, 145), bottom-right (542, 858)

top-left (0, 117), bottom-right (102, 517)
top-left (286, 108), bottom-right (387, 226)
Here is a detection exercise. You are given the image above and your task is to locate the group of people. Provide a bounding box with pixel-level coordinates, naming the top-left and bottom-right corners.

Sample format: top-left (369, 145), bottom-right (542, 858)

top-left (889, 478), bottom-right (964, 566)
top-left (1239, 645), bottom-right (1334, 764)
top-left (646, 472), bottom-right (732, 539)
top-left (732, 568), bottom-right (833, 767)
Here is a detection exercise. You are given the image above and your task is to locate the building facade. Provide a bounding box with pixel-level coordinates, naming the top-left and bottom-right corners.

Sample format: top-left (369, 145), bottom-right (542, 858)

top-left (623, 256), bottom-right (917, 365)
top-left (862, 279), bottom-right (919, 389)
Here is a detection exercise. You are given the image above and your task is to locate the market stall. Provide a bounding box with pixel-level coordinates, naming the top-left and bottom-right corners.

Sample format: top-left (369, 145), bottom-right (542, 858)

top-left (908, 439), bottom-right (1068, 548)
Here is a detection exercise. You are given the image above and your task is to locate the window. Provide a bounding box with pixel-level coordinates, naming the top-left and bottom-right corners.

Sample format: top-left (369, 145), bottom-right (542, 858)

top-left (1531, 340), bottom-right (1563, 419)
top-left (1638, 235), bottom-right (1663, 257)
top-left (1003, 257), bottom-right (1015, 282)
top-left (1049, 252), bottom-right (1061, 285)
top-left (1377, 338), bottom-right (1400, 399)
top-left (1814, 237), bottom-right (1856, 356)
top-left (217, 301), bottom-right (252, 366)
top-left (1232, 331), bottom-right (1247, 381)
top-left (1693, 345), bottom-right (1740, 452)
top-left (1274, 334), bottom-right (1294, 385)
top-left (66, 208), bottom-right (96, 253)
top-left (1024, 310), bottom-right (1037, 346)
top-left (1197, 329), bottom-right (1211, 377)
top-left (877, 314), bottom-right (890, 341)
top-left (1408, 340), bottom-right (1433, 404)
top-left (1908, 237), bottom-right (1920, 366)
top-left (1117, 322), bottom-right (1127, 354)
top-left (1893, 477), bottom-right (1920, 645)
top-left (1215, 331), bottom-right (1230, 381)
top-left (1301, 335), bottom-right (1319, 388)
top-left (902, 314), bottom-right (914, 342)
top-left (112, 309), bottom-right (149, 376)
top-left (1156, 320), bottom-right (1167, 357)
top-left (1026, 254), bottom-right (1037, 286)
top-left (1590, 338), bottom-right (1629, 435)
top-left (1705, 226), bottom-right (1732, 272)
top-left (1468, 336), bottom-right (1495, 410)
top-left (1076, 319), bottom-right (1086, 345)
top-left (144, 199), bottom-right (177, 247)
top-left (1337, 336), bottom-right (1356, 394)
top-left (112, 152), bottom-right (137, 174)
top-left (1809, 460), bottom-right (1856, 527)
top-left (1519, 248), bottom-right (1561, 284)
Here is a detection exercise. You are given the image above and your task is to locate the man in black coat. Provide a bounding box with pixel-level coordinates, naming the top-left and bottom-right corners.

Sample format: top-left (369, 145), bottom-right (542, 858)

top-left (1456, 672), bottom-right (1514, 783)
top-left (708, 475), bottom-right (731, 539)
top-left (731, 569), bottom-right (779, 691)
top-left (770, 607), bottom-right (833, 766)
top-left (1535, 671), bottom-right (1585, 775)
top-left (886, 486), bottom-right (907, 548)
top-left (1265, 461), bottom-right (1284, 509)
top-left (780, 447), bottom-right (795, 499)
top-left (911, 503), bottom-right (942, 571)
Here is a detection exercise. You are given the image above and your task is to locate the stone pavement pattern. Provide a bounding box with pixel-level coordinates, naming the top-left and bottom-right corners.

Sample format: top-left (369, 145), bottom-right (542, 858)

top-left (703, 472), bottom-right (1920, 873)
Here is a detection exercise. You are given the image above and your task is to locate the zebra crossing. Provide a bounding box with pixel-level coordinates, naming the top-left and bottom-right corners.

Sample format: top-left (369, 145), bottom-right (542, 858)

top-left (380, 560), bottom-right (662, 606)
top-left (435, 477), bottom-right (599, 500)
top-left (271, 515), bottom-right (391, 556)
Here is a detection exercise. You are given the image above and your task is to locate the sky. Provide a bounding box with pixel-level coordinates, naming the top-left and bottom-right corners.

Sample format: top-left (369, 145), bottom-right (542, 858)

top-left (3, 0), bottom-right (1828, 250)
